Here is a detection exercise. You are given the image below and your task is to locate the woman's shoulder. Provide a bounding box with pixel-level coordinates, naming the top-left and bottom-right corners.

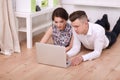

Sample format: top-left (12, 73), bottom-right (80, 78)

top-left (66, 23), bottom-right (72, 31)
top-left (66, 23), bottom-right (71, 27)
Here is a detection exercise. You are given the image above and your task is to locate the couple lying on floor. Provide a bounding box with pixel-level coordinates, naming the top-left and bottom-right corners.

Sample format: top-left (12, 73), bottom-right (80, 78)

top-left (40, 7), bottom-right (120, 66)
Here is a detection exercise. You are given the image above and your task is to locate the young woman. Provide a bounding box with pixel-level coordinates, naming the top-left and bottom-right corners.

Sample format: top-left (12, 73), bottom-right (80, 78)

top-left (40, 7), bottom-right (80, 57)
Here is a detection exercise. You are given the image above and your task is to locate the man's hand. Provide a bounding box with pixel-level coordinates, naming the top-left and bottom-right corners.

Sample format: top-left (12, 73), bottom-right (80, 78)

top-left (71, 56), bottom-right (83, 66)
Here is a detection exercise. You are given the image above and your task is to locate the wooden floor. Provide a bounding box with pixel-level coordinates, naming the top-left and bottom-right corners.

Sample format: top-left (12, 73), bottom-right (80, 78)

top-left (1, 32), bottom-right (120, 80)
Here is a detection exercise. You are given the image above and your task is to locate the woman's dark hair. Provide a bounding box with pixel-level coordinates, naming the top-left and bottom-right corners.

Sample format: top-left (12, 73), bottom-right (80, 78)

top-left (69, 10), bottom-right (88, 22)
top-left (52, 7), bottom-right (68, 21)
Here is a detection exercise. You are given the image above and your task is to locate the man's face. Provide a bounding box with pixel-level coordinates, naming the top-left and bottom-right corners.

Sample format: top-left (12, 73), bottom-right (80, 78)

top-left (71, 19), bottom-right (87, 35)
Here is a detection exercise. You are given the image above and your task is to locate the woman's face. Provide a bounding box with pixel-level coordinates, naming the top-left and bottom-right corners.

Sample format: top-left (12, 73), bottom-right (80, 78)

top-left (53, 17), bottom-right (67, 30)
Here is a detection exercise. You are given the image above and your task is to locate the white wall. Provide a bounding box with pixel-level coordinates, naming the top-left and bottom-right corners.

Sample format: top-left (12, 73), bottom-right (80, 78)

top-left (62, 0), bottom-right (120, 31)
top-left (12, 0), bottom-right (120, 42)
top-left (62, 0), bottom-right (120, 8)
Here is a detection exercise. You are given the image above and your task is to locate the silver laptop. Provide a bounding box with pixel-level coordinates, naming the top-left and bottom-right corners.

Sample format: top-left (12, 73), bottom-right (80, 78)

top-left (35, 42), bottom-right (71, 68)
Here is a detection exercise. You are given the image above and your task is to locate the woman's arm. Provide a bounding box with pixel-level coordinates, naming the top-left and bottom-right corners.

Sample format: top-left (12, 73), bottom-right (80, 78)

top-left (65, 35), bottom-right (73, 52)
top-left (40, 27), bottom-right (52, 43)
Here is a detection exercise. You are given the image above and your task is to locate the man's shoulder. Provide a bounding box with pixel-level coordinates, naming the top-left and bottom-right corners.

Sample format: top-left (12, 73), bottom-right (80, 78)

top-left (89, 22), bottom-right (105, 35)
top-left (89, 22), bottom-right (104, 30)
top-left (89, 22), bottom-right (102, 27)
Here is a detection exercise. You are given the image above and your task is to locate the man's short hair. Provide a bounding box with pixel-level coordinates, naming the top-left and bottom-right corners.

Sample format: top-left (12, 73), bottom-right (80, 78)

top-left (69, 10), bottom-right (88, 22)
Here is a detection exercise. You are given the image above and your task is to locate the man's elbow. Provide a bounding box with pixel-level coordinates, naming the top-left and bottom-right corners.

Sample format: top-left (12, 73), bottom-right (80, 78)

top-left (72, 45), bottom-right (80, 55)
top-left (94, 51), bottom-right (101, 59)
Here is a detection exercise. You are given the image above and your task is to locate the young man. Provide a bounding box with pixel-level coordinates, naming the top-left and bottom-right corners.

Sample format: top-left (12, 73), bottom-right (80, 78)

top-left (69, 10), bottom-right (120, 66)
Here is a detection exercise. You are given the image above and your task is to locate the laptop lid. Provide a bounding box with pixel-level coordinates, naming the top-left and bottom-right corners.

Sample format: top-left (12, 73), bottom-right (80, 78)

top-left (36, 42), bottom-right (70, 68)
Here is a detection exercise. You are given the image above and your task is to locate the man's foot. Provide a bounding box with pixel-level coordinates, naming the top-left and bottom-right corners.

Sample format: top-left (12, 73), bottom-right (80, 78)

top-left (112, 17), bottom-right (120, 36)
top-left (101, 14), bottom-right (110, 31)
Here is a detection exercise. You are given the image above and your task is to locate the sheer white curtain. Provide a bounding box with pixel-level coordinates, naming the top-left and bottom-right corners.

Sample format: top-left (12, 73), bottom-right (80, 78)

top-left (0, 0), bottom-right (20, 55)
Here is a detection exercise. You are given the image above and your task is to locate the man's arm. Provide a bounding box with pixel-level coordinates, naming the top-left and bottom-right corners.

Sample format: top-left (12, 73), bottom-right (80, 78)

top-left (67, 29), bottom-right (81, 57)
top-left (71, 22), bottom-right (106, 65)
top-left (71, 37), bottom-right (104, 66)
top-left (82, 35), bottom-right (104, 61)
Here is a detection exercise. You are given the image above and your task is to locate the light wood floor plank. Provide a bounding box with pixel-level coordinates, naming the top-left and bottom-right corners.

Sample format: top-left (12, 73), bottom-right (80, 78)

top-left (0, 33), bottom-right (120, 80)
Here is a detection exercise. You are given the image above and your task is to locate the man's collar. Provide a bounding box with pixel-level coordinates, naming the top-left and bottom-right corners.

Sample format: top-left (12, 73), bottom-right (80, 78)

top-left (86, 22), bottom-right (92, 36)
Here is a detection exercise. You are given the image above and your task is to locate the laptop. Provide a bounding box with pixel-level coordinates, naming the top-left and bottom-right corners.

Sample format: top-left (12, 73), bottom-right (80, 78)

top-left (35, 42), bottom-right (71, 68)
